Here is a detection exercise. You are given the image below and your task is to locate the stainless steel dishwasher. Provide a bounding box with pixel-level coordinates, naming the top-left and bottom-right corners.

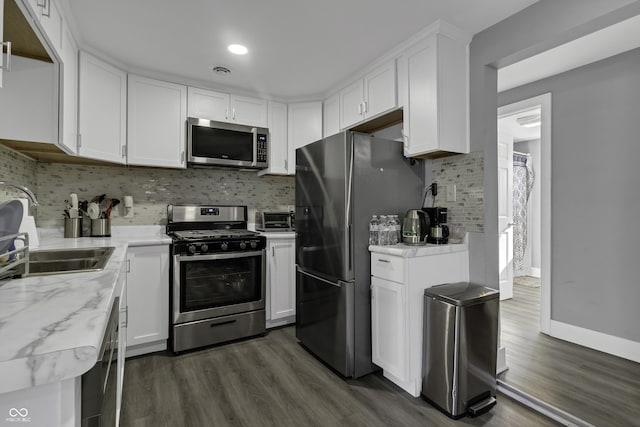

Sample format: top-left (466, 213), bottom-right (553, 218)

top-left (421, 282), bottom-right (499, 419)
top-left (82, 297), bottom-right (119, 427)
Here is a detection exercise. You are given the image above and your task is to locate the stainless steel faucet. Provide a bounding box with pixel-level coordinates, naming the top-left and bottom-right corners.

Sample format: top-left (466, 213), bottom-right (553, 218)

top-left (0, 182), bottom-right (39, 206)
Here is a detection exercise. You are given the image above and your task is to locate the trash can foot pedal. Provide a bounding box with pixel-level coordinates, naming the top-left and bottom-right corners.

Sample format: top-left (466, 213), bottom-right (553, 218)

top-left (468, 396), bottom-right (496, 417)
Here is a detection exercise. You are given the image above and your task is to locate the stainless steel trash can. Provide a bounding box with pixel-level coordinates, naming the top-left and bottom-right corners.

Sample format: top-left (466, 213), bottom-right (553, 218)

top-left (421, 282), bottom-right (499, 419)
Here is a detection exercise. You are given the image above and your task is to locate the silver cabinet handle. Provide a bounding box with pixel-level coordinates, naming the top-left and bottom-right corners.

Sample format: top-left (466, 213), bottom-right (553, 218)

top-left (225, 108), bottom-right (228, 120)
top-left (272, 246), bottom-right (275, 257)
top-left (358, 102), bottom-right (363, 115)
top-left (181, 150), bottom-right (185, 164)
top-left (284, 159), bottom-right (288, 170)
top-left (377, 258), bottom-right (390, 263)
top-left (232, 108), bottom-right (236, 120)
top-left (363, 101), bottom-right (368, 114)
top-left (1, 41), bottom-right (11, 72)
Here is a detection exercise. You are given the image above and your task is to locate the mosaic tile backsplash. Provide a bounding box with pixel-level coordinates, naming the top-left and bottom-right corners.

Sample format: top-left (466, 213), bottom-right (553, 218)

top-left (34, 163), bottom-right (295, 227)
top-left (430, 151), bottom-right (484, 232)
top-left (0, 145), bottom-right (39, 215)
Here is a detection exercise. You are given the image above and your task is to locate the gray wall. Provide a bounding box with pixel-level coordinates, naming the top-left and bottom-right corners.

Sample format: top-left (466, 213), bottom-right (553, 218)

top-left (468, 0), bottom-right (639, 286)
top-left (499, 48), bottom-right (640, 342)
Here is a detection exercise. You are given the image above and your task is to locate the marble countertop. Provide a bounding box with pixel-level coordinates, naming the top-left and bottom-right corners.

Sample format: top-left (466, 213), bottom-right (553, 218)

top-left (369, 235), bottom-right (468, 258)
top-left (0, 226), bottom-right (171, 395)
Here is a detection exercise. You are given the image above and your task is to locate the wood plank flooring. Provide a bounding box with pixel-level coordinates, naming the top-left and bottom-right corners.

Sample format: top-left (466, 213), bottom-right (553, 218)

top-left (121, 327), bottom-right (559, 427)
top-left (499, 281), bottom-right (640, 427)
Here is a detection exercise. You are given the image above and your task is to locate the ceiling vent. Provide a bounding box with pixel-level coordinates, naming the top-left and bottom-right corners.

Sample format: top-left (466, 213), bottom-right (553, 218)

top-left (212, 66), bottom-right (231, 75)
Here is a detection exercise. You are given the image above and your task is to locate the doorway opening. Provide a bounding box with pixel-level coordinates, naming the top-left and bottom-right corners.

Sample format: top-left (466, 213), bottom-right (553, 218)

top-left (496, 94), bottom-right (551, 375)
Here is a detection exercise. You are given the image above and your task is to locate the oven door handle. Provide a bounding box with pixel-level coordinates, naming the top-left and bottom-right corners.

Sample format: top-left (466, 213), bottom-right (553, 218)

top-left (175, 250), bottom-right (264, 262)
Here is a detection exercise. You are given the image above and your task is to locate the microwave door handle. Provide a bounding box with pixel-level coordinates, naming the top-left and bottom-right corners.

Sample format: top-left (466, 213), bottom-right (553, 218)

top-left (251, 127), bottom-right (258, 167)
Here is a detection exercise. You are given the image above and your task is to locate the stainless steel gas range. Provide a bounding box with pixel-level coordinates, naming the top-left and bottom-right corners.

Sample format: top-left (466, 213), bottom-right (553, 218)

top-left (167, 205), bottom-right (266, 352)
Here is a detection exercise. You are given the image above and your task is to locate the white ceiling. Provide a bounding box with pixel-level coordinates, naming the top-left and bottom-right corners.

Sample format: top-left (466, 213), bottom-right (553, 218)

top-left (64, 0), bottom-right (538, 101)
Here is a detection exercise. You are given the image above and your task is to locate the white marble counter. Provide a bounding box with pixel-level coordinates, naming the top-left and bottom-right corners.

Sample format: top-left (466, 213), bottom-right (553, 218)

top-left (369, 236), bottom-right (468, 258)
top-left (259, 231), bottom-right (296, 239)
top-left (0, 226), bottom-right (171, 395)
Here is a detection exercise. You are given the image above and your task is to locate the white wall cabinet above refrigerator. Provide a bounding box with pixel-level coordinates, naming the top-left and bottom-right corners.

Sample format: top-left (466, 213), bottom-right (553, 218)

top-left (287, 101), bottom-right (322, 166)
top-left (127, 74), bottom-right (187, 168)
top-left (78, 51), bottom-right (127, 164)
top-left (323, 93), bottom-right (340, 139)
top-left (398, 30), bottom-right (469, 158)
top-left (339, 60), bottom-right (397, 130)
top-left (187, 86), bottom-right (268, 128)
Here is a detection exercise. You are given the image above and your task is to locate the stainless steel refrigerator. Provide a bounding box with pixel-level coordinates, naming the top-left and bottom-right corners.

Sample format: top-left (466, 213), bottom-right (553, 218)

top-left (295, 131), bottom-right (424, 378)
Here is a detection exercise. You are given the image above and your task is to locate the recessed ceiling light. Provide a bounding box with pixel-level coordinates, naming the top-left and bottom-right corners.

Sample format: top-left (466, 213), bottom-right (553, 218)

top-left (516, 114), bottom-right (541, 128)
top-left (228, 44), bottom-right (248, 55)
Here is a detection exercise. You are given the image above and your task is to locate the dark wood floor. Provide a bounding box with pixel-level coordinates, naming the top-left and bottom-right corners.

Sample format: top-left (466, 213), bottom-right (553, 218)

top-left (499, 280), bottom-right (640, 427)
top-left (121, 327), bottom-right (559, 427)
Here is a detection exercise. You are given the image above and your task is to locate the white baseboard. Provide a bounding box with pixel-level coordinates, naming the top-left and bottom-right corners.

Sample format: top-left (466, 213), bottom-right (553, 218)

top-left (549, 320), bottom-right (640, 363)
top-left (497, 346), bottom-right (508, 374)
top-left (126, 341), bottom-right (167, 358)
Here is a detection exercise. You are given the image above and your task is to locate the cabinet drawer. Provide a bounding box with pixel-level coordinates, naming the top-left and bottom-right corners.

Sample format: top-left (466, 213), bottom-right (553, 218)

top-left (371, 254), bottom-right (404, 283)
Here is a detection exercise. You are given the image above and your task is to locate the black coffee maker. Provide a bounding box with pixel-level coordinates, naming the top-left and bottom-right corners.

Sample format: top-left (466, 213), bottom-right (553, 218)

top-left (422, 207), bottom-right (449, 244)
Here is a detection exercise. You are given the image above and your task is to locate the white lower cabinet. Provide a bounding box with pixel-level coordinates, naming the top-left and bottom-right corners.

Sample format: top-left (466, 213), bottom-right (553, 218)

top-left (370, 245), bottom-right (469, 397)
top-left (125, 245), bottom-right (170, 357)
top-left (265, 236), bottom-right (296, 328)
top-left (371, 276), bottom-right (408, 382)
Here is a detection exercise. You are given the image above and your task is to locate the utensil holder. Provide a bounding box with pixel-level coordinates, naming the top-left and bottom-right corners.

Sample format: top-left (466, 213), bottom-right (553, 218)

top-left (64, 218), bottom-right (83, 238)
top-left (90, 219), bottom-right (111, 237)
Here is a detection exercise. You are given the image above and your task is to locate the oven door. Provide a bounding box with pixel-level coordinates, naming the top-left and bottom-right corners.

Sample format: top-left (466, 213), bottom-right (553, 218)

top-left (173, 250), bottom-right (265, 324)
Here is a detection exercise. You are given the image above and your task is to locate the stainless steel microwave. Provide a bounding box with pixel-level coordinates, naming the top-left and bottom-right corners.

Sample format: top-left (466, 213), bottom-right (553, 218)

top-left (187, 117), bottom-right (268, 169)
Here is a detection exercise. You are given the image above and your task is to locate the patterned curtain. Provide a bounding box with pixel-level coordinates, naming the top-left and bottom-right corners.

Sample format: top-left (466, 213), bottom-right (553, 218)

top-left (513, 153), bottom-right (535, 273)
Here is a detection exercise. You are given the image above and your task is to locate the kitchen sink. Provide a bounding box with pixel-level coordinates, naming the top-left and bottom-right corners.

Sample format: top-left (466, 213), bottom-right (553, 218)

top-left (26, 247), bottom-right (115, 276)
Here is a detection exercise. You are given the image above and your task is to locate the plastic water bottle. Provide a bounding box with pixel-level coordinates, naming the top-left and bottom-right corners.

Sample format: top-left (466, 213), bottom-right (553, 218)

top-left (391, 215), bottom-right (401, 244)
top-left (379, 215), bottom-right (389, 246)
top-left (369, 215), bottom-right (380, 245)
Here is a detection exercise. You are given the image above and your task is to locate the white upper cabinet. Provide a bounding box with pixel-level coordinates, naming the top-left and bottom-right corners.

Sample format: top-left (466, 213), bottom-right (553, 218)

top-left (78, 51), bottom-right (127, 164)
top-left (187, 86), bottom-right (229, 122)
top-left (259, 101), bottom-right (289, 175)
top-left (187, 86), bottom-right (267, 128)
top-left (35, 0), bottom-right (62, 56)
top-left (230, 94), bottom-right (268, 127)
top-left (339, 59), bottom-right (396, 129)
top-left (58, 22), bottom-right (78, 154)
top-left (127, 75), bottom-right (187, 168)
top-left (287, 101), bottom-right (322, 163)
top-left (323, 93), bottom-right (340, 138)
top-left (0, 0), bottom-right (5, 88)
top-left (398, 32), bottom-right (468, 158)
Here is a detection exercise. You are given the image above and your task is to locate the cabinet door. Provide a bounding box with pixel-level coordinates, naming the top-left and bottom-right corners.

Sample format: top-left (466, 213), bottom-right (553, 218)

top-left (78, 52), bottom-right (126, 164)
top-left (398, 36), bottom-right (438, 157)
top-left (339, 79), bottom-right (364, 129)
top-left (323, 93), bottom-right (340, 138)
top-left (267, 239), bottom-right (296, 322)
top-left (187, 86), bottom-right (229, 121)
top-left (371, 276), bottom-right (408, 382)
top-left (37, 0), bottom-right (62, 58)
top-left (287, 101), bottom-right (322, 166)
top-left (364, 60), bottom-right (396, 119)
top-left (126, 246), bottom-right (169, 349)
top-left (117, 264), bottom-right (127, 418)
top-left (259, 101), bottom-right (289, 175)
top-left (127, 75), bottom-right (187, 168)
top-left (230, 94), bottom-right (267, 127)
top-left (59, 22), bottom-right (77, 154)
top-left (0, 0), bottom-right (4, 88)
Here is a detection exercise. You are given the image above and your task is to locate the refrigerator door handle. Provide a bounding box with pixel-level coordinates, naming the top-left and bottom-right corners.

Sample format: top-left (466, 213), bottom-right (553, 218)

top-left (345, 133), bottom-right (355, 274)
top-left (297, 267), bottom-right (342, 288)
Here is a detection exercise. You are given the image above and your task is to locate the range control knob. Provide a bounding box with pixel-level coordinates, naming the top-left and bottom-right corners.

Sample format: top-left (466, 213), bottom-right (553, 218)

top-left (188, 244), bottom-right (197, 254)
top-left (239, 241), bottom-right (247, 250)
top-left (250, 240), bottom-right (258, 249)
top-left (220, 242), bottom-right (229, 251)
top-left (200, 243), bottom-right (209, 253)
